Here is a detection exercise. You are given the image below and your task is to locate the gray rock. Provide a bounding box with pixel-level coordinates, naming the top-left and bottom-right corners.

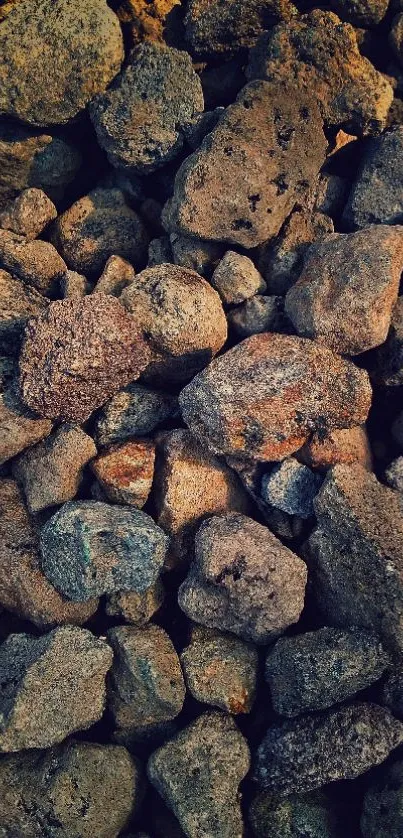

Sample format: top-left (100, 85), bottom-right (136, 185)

top-left (0, 229), bottom-right (67, 295)
top-left (0, 268), bottom-right (48, 354)
top-left (330, 0), bottom-right (389, 25)
top-left (183, 108), bottom-right (224, 150)
top-left (148, 236), bottom-right (173, 267)
top-left (385, 457), bottom-right (403, 493)
top-left (0, 187), bottom-right (57, 240)
top-left (211, 250), bottom-right (266, 305)
top-left (105, 580), bottom-right (164, 626)
top-left (343, 127), bottom-right (403, 229)
top-left (381, 656), bottom-right (403, 718)
top-left (249, 791), bottom-right (349, 838)
top-left (227, 295), bottom-right (286, 338)
top-left (95, 383), bottom-right (177, 447)
top-left (261, 459), bottom-right (323, 519)
top-left (361, 759), bottom-right (403, 837)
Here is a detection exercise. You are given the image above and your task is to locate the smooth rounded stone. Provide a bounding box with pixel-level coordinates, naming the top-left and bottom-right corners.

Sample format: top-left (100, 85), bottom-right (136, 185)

top-left (391, 13), bottom-right (403, 67)
top-left (385, 457), bottom-right (403, 493)
top-left (96, 383), bottom-right (177, 447)
top-left (285, 226), bottom-right (403, 355)
top-left (107, 624), bottom-right (185, 734)
top-left (169, 233), bottom-right (224, 278)
top-left (227, 295), bottom-right (286, 338)
top-left (297, 426), bottom-right (373, 472)
top-left (181, 625), bottom-right (258, 714)
top-left (249, 791), bottom-right (348, 838)
top-left (308, 464), bottom-right (403, 651)
top-left (60, 269), bottom-right (90, 299)
top-left (330, 0), bottom-right (389, 24)
top-left (91, 439), bottom-right (155, 508)
top-left (0, 0), bottom-right (124, 126)
top-left (313, 173), bottom-right (350, 217)
top-left (0, 188), bottom-right (57, 240)
top-left (265, 628), bottom-right (390, 718)
top-left (152, 429), bottom-right (250, 567)
top-left (0, 387), bottom-right (53, 466)
top-left (0, 740), bottom-right (141, 838)
top-left (93, 255), bottom-right (136, 297)
top-left (90, 43), bottom-right (204, 173)
top-left (0, 626), bottom-right (112, 751)
top-left (52, 188), bottom-right (149, 275)
top-left (0, 479), bottom-right (97, 627)
top-left (106, 580), bottom-right (164, 625)
top-left (40, 501), bottom-right (169, 601)
top-left (12, 424), bottom-right (97, 513)
top-left (179, 333), bottom-right (372, 462)
top-left (372, 296), bottom-right (403, 386)
top-left (261, 459), bottom-right (323, 519)
top-left (343, 127), bottom-right (403, 229)
top-left (120, 264), bottom-right (227, 385)
top-left (19, 295), bottom-right (151, 422)
top-left (148, 711), bottom-right (250, 838)
top-left (179, 513), bottom-right (307, 644)
top-left (211, 251), bottom-right (266, 305)
top-left (0, 268), bottom-right (48, 354)
top-left (163, 80), bottom-right (327, 249)
top-left (255, 702), bottom-right (403, 794)
top-left (361, 759), bottom-right (403, 838)
top-left (247, 11), bottom-right (393, 136)
top-left (148, 235), bottom-right (173, 267)
top-left (0, 230), bottom-right (67, 295)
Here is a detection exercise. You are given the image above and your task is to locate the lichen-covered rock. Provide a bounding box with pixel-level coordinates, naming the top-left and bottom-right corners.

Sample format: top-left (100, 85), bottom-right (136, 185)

top-left (91, 440), bottom-right (155, 507)
top-left (227, 295), bottom-right (285, 338)
top-left (93, 255), bottom-right (136, 297)
top-left (385, 457), bottom-right (403, 493)
top-left (261, 459), bottom-right (322, 519)
top-left (0, 0), bottom-right (124, 126)
top-left (0, 626), bottom-right (112, 751)
top-left (90, 43), bottom-right (204, 173)
top-left (120, 264), bottom-right (227, 385)
top-left (297, 425), bottom-right (373, 472)
top-left (179, 333), bottom-right (372, 462)
top-left (247, 11), bottom-right (393, 135)
top-left (19, 295), bottom-right (151, 422)
top-left (372, 296), bottom-right (403, 386)
top-left (179, 513), bottom-right (307, 644)
top-left (0, 387), bottom-right (53, 466)
top-left (163, 80), bottom-right (327, 248)
top-left (249, 791), bottom-right (348, 838)
top-left (255, 703), bottom-right (403, 794)
top-left (106, 580), bottom-right (164, 625)
top-left (185, 0), bottom-right (296, 58)
top-left (330, 0), bottom-right (389, 25)
top-left (0, 230), bottom-right (67, 295)
top-left (343, 127), bottom-right (403, 229)
top-left (148, 712), bottom-right (250, 838)
top-left (211, 251), bottom-right (266, 305)
top-left (0, 188), bottom-right (57, 240)
top-left (96, 383), bottom-right (177, 447)
top-left (0, 268), bottom-right (48, 354)
top-left (361, 759), bottom-right (403, 838)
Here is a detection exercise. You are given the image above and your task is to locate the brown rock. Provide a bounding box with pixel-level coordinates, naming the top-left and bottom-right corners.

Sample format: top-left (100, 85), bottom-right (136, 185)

top-left (60, 270), bottom-right (90, 299)
top-left (19, 295), bottom-right (151, 422)
top-left (0, 229), bottom-right (67, 295)
top-left (169, 233), bottom-right (224, 278)
top-left (116, 0), bottom-right (181, 45)
top-left (0, 188), bottom-right (57, 240)
top-left (91, 439), bottom-right (155, 508)
top-left (93, 255), bottom-right (136, 297)
top-left (0, 386), bottom-right (53, 466)
top-left (0, 268), bottom-right (48, 354)
top-left (297, 425), bottom-right (373, 472)
top-left (106, 580), bottom-right (164, 625)
top-left (211, 250), bottom-right (266, 305)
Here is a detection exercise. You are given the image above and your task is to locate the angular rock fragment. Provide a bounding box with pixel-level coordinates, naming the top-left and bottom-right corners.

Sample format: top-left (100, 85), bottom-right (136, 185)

top-left (372, 296), bottom-right (403, 386)
top-left (330, 0), bottom-right (389, 25)
top-left (179, 513), bottom-right (307, 644)
top-left (91, 440), bottom-right (155, 507)
top-left (261, 459), bottom-right (322, 519)
top-left (390, 12), bottom-right (403, 67)
top-left (60, 269), bottom-right (90, 299)
top-left (185, 0), bottom-right (295, 58)
top-left (0, 268), bottom-right (48, 354)
top-left (0, 187), bottom-right (57, 240)
top-left (93, 255), bottom-right (136, 297)
top-left (106, 580), bottom-right (164, 625)
top-left (297, 426), bottom-right (373, 471)
top-left (249, 791), bottom-right (348, 838)
top-left (169, 233), bottom-right (224, 278)
top-left (385, 457), bottom-right (403, 493)
top-left (0, 387), bottom-right (52, 466)
top-left (361, 759), bottom-right (403, 838)
top-left (96, 383), bottom-right (177, 446)
top-left (211, 250), bottom-right (266, 305)
top-left (148, 712), bottom-right (250, 838)
top-left (0, 230), bottom-right (67, 295)
top-left (343, 127), bottom-right (403, 228)
top-left (227, 295), bottom-right (286, 338)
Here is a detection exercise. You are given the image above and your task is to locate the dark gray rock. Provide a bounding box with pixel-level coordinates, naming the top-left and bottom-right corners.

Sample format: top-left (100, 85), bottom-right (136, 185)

top-left (169, 233), bottom-right (224, 278)
top-left (95, 383), bottom-right (178, 447)
top-left (183, 108), bottom-right (224, 150)
top-left (148, 236), bottom-right (173, 267)
top-left (0, 187), bottom-right (57, 240)
top-left (381, 656), bottom-right (403, 718)
top-left (372, 296), bottom-right (403, 386)
top-left (385, 457), bottom-right (403, 493)
top-left (343, 128), bottom-right (403, 229)
top-left (361, 759), bottom-right (403, 837)
top-left (330, 0), bottom-right (389, 25)
top-left (261, 459), bottom-right (323, 519)
top-left (227, 295), bottom-right (286, 339)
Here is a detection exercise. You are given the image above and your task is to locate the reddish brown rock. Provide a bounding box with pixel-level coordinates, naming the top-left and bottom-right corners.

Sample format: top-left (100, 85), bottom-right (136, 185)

top-left (0, 230), bottom-right (67, 295)
top-left (91, 440), bottom-right (155, 508)
top-left (93, 255), bottom-right (136, 297)
top-left (297, 426), bottom-right (373, 472)
top-left (0, 387), bottom-right (52, 466)
top-left (372, 296), bottom-right (403, 386)
top-left (0, 188), bottom-right (57, 240)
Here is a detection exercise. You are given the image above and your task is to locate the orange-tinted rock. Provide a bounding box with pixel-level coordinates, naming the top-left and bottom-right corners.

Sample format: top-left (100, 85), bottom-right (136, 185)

top-left (0, 188), bottom-right (57, 240)
top-left (0, 230), bottom-right (67, 295)
top-left (91, 440), bottom-right (155, 508)
top-left (106, 580), bottom-right (164, 626)
top-left (297, 426), bottom-right (373, 472)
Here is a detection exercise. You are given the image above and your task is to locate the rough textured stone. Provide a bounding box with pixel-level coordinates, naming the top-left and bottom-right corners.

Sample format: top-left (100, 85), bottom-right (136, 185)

top-left (211, 250), bottom-right (266, 305)
top-left (361, 759), bottom-right (403, 838)
top-left (255, 703), bottom-right (403, 794)
top-left (185, 0), bottom-right (295, 58)
top-left (163, 80), bottom-right (327, 248)
top-left (259, 209), bottom-right (334, 295)
top-left (148, 712), bottom-right (250, 838)
top-left (19, 295), bottom-right (151, 422)
top-left (297, 425), bottom-right (373, 472)
top-left (0, 268), bottom-right (48, 354)
top-left (183, 108), bottom-right (224, 151)
top-left (0, 626), bottom-right (112, 751)
top-left (116, 0), bottom-right (181, 45)
top-left (181, 625), bottom-right (258, 713)
top-left (91, 440), bottom-right (155, 507)
top-left (0, 230), bottom-right (67, 295)
top-left (93, 255), bottom-right (136, 297)
top-left (0, 386), bottom-right (53, 466)
top-left (0, 0), bottom-right (124, 126)
top-left (52, 189), bottom-right (149, 275)
top-left (385, 457), bottom-right (403, 493)
top-left (249, 791), bottom-right (348, 838)
top-left (60, 270), bottom-right (90, 299)
top-left (285, 226), bottom-right (403, 355)
top-left (12, 424), bottom-right (97, 513)
top-left (169, 234), bottom-right (224, 278)
top-left (261, 459), bottom-right (322, 519)
top-left (179, 333), bottom-right (372, 462)
top-left (106, 580), bottom-right (164, 625)
top-left (179, 513), bottom-right (307, 644)
top-left (227, 295), bottom-right (285, 338)
top-left (121, 264), bottom-right (227, 385)
top-left (90, 43), bottom-right (204, 173)
top-left (247, 11), bottom-right (393, 135)
top-left (0, 188), bottom-right (57, 240)
top-left (96, 383), bottom-right (177, 447)
top-left (330, 0), bottom-right (389, 25)
top-left (343, 128), bottom-right (403, 228)
top-left (372, 296), bottom-right (403, 386)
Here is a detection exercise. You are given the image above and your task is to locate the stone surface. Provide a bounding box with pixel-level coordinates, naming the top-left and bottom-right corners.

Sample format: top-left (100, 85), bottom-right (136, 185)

top-left (121, 264), bottom-right (227, 385)
top-left (255, 703), bottom-right (403, 794)
top-left (285, 226), bottom-right (403, 355)
top-left (0, 626), bottom-right (112, 751)
top-left (181, 625), bottom-right (258, 713)
top-left (330, 0), bottom-right (389, 25)
top-left (385, 457), bottom-right (403, 493)
top-left (381, 656), bottom-right (403, 718)
top-left (169, 234), bottom-right (224, 278)
top-left (261, 458), bottom-right (322, 519)
top-left (361, 759), bottom-right (403, 838)
top-left (116, 0), bottom-right (181, 45)
top-left (227, 295), bottom-right (286, 338)
top-left (211, 250), bottom-right (266, 305)
top-left (106, 580), bottom-right (164, 625)
top-left (163, 80), bottom-right (327, 248)
top-left (60, 270), bottom-right (90, 299)
top-left (343, 127), bottom-right (403, 228)
top-left (93, 255), bottom-right (136, 297)
top-left (372, 296), bottom-right (403, 386)
top-left (13, 424), bottom-right (97, 513)
top-left (184, 0), bottom-right (295, 58)
top-left (0, 0), bottom-right (124, 126)
top-left (91, 440), bottom-right (155, 508)
top-left (179, 513), bottom-right (307, 644)
top-left (52, 189), bottom-right (149, 275)
top-left (19, 295), bottom-right (151, 422)
top-left (90, 43), bottom-right (204, 173)
top-left (0, 268), bottom-right (48, 354)
top-left (297, 425), bottom-right (373, 472)
top-left (96, 383), bottom-right (177, 447)
top-left (148, 712), bottom-right (250, 838)
top-left (247, 11), bottom-right (393, 135)
top-left (0, 230), bottom-right (67, 295)
top-left (0, 386), bottom-right (53, 466)
top-left (0, 188), bottom-right (57, 240)
top-left (179, 333), bottom-right (372, 462)
top-left (249, 791), bottom-right (348, 838)
top-left (148, 235), bottom-right (173, 267)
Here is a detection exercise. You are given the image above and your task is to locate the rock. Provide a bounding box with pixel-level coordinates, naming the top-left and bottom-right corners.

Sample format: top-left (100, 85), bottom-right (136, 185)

top-left (106, 580), bottom-right (164, 625)
top-left (343, 127), bottom-right (403, 228)
top-left (372, 296), bottom-right (403, 386)
top-left (382, 657), bottom-right (403, 718)
top-left (148, 711), bottom-right (250, 838)
top-left (116, 0), bottom-right (181, 46)
top-left (285, 226), bottom-right (403, 355)
top-left (163, 80), bottom-right (327, 248)
top-left (19, 295), bottom-right (151, 422)
top-left (96, 383), bottom-right (177, 447)
top-left (52, 188), bottom-right (149, 275)
top-left (0, 188), bottom-right (57, 240)
top-left (60, 269), bottom-right (90, 298)
top-left (179, 333), bottom-right (372, 462)
top-left (0, 355), bottom-right (16, 389)
top-left (255, 703), bottom-right (403, 794)
top-left (0, 230), bottom-right (67, 295)
top-left (313, 173), bottom-right (349, 217)
top-left (90, 43), bottom-right (204, 173)
top-left (107, 625), bottom-right (185, 735)
top-left (93, 255), bottom-right (136, 297)
top-left (0, 626), bottom-right (112, 751)
top-left (0, 740), bottom-right (141, 838)
top-left (169, 233), bottom-right (224, 278)
top-left (227, 295), bottom-right (286, 338)
top-left (0, 0), bottom-right (124, 126)
top-left (152, 430), bottom-right (250, 567)
top-left (120, 264), bottom-right (227, 385)
top-left (247, 11), bottom-right (393, 135)
top-left (0, 387), bottom-right (53, 466)
top-left (12, 424), bottom-right (97, 513)
top-left (0, 268), bottom-right (48, 354)
top-left (41, 501), bottom-right (168, 601)
top-left (385, 457), bottom-right (403, 493)
top-left (330, 0), bottom-right (389, 25)
top-left (297, 426), bottom-right (373, 472)
top-left (261, 459), bottom-right (322, 519)
top-left (249, 791), bottom-right (348, 838)
top-left (91, 440), bottom-right (155, 507)
top-left (179, 513), bottom-right (307, 644)
top-left (0, 478), bottom-right (97, 628)
top-left (181, 625), bottom-right (258, 713)
top-left (308, 464), bottom-right (403, 651)
top-left (211, 251), bottom-right (266, 305)
top-left (148, 235), bottom-right (173, 267)
top-left (361, 759), bottom-right (403, 838)
top-left (265, 628), bottom-right (390, 717)
top-left (183, 108), bottom-right (224, 151)
top-left (391, 13), bottom-right (403, 67)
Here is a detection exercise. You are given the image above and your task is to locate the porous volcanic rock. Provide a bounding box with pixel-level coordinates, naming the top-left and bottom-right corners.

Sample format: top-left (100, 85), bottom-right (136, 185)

top-left (343, 127), bottom-right (403, 228)
top-left (0, 188), bottom-right (57, 240)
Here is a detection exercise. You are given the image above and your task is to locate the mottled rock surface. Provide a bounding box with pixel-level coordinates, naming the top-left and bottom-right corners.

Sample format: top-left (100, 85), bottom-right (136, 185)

top-left (249, 791), bottom-right (348, 838)
top-left (96, 383), bottom-right (177, 447)
top-left (91, 440), bottom-right (155, 508)
top-left (261, 459), bottom-right (322, 519)
top-left (211, 250), bottom-right (266, 305)
top-left (227, 295), bottom-right (285, 339)
top-left (93, 255), bottom-right (136, 297)
top-left (106, 580), bottom-right (164, 625)
top-left (0, 188), bottom-right (57, 239)
top-left (0, 230), bottom-right (67, 295)
top-left (343, 127), bottom-right (403, 228)
top-left (0, 268), bottom-right (48, 354)
top-left (116, 0), bottom-right (181, 45)
top-left (361, 759), bottom-right (403, 838)
top-left (385, 457), bottom-right (403, 493)
top-left (372, 296), bottom-right (403, 386)
top-left (60, 270), bottom-right (90, 299)
top-left (297, 426), bottom-right (373, 472)
top-left (330, 0), bottom-right (388, 25)
top-left (184, 0), bottom-right (295, 58)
